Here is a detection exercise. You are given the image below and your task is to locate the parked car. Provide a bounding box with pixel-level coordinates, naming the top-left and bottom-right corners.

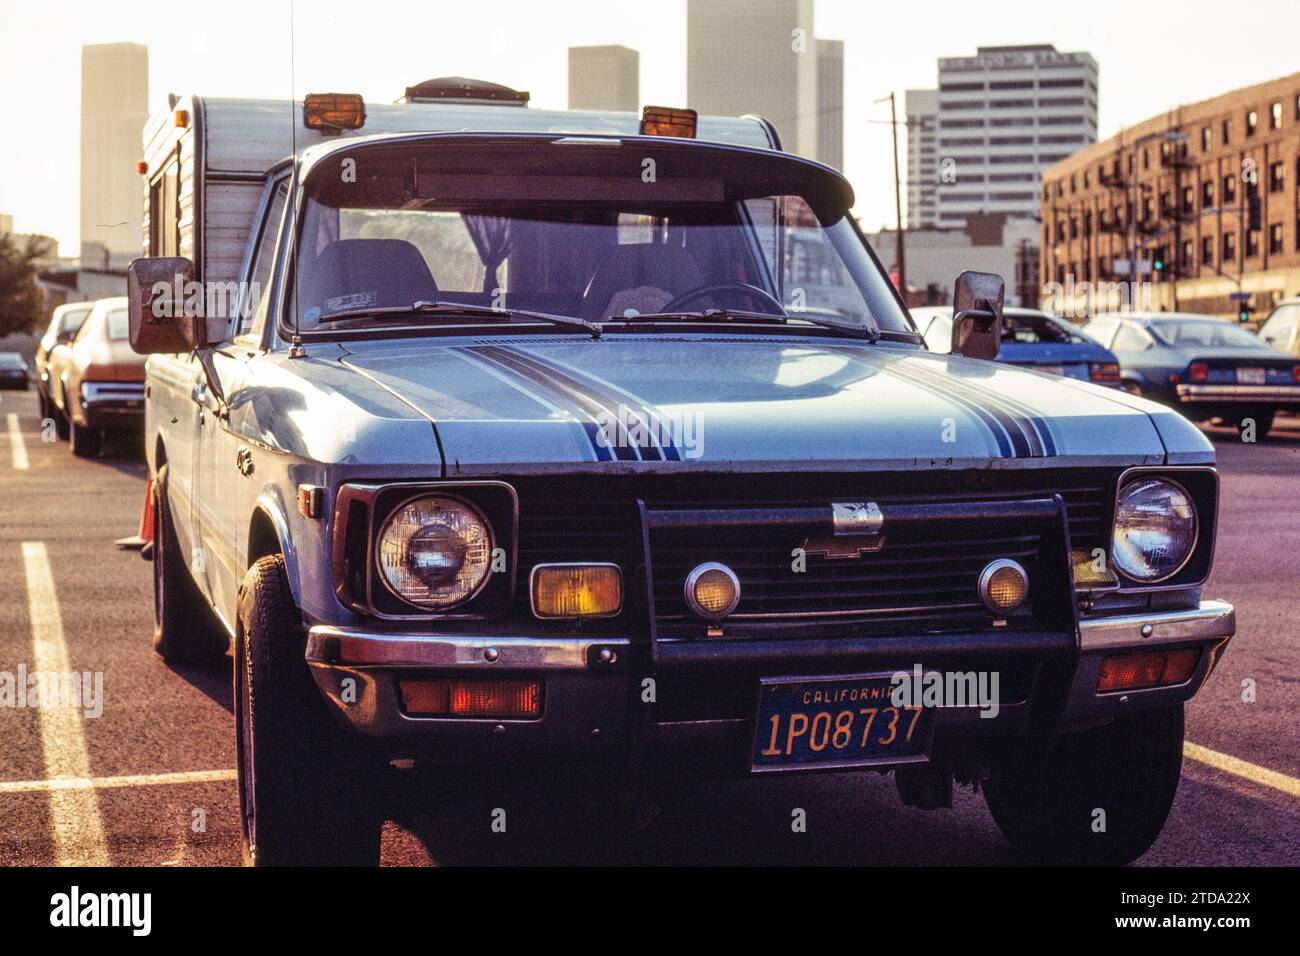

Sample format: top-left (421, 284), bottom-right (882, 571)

top-left (913, 305), bottom-right (1122, 386)
top-left (35, 300), bottom-right (94, 416)
top-left (130, 85), bottom-right (1234, 867)
top-left (1083, 311), bottom-right (1300, 438)
top-left (1256, 298), bottom-right (1300, 357)
top-left (0, 352), bottom-right (30, 390)
top-left (47, 295), bottom-right (146, 456)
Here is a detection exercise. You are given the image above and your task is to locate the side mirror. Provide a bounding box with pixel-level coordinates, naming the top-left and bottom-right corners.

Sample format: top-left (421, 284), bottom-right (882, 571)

top-left (950, 270), bottom-right (1005, 361)
top-left (127, 257), bottom-right (211, 355)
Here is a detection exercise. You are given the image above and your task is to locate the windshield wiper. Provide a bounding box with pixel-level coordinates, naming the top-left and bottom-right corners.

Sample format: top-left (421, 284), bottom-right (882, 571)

top-left (608, 308), bottom-right (879, 341)
top-left (316, 300), bottom-right (603, 339)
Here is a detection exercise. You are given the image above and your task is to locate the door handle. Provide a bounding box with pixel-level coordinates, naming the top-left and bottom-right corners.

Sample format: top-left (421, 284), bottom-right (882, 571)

top-left (236, 446), bottom-right (255, 477)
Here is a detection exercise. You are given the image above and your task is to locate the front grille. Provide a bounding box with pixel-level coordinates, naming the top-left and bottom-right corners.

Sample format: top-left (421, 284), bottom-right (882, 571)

top-left (510, 471), bottom-right (1115, 631)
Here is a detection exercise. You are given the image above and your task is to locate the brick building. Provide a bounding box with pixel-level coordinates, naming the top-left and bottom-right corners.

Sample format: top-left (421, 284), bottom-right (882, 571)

top-left (1040, 72), bottom-right (1300, 320)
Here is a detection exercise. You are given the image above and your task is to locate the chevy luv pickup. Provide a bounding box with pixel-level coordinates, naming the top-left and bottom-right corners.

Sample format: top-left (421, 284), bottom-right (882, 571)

top-left (127, 82), bottom-right (1234, 866)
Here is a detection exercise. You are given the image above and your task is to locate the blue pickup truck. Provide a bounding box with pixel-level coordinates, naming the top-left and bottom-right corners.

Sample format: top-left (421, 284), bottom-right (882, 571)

top-left (127, 79), bottom-right (1234, 866)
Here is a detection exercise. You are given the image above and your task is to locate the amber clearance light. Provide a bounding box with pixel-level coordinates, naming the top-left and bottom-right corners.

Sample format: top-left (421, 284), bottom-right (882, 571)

top-left (399, 679), bottom-right (542, 719)
top-left (640, 105), bottom-right (697, 139)
top-left (303, 93), bottom-right (366, 131)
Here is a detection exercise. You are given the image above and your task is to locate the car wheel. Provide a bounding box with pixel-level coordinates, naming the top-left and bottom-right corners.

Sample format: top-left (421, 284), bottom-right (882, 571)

top-left (1237, 408), bottom-right (1274, 439)
top-left (151, 464), bottom-right (229, 664)
top-left (69, 418), bottom-right (101, 458)
top-left (236, 554), bottom-right (383, 866)
top-left (983, 704), bottom-right (1183, 865)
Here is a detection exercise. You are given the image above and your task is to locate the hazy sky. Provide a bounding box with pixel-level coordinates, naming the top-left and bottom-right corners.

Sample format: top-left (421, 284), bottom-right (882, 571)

top-left (2, 0), bottom-right (1299, 255)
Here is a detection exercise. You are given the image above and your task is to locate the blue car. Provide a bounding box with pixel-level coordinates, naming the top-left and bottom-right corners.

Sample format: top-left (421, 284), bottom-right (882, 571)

top-left (1082, 312), bottom-right (1300, 438)
top-left (913, 306), bottom-right (1122, 386)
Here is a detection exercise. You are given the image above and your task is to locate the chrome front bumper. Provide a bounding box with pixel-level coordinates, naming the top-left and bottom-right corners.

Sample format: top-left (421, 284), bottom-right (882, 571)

top-left (306, 600), bottom-right (1235, 741)
top-left (1176, 383), bottom-right (1300, 403)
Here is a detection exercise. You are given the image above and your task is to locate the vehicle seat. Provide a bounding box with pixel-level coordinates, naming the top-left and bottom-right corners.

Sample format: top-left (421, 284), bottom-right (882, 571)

top-left (304, 239), bottom-right (439, 317)
top-left (582, 244), bottom-right (705, 319)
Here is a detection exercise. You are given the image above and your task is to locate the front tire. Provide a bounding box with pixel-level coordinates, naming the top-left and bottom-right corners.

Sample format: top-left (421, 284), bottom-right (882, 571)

top-left (151, 464), bottom-right (229, 664)
top-left (984, 704), bottom-right (1184, 865)
top-left (236, 554), bottom-right (382, 866)
top-left (69, 418), bottom-right (101, 458)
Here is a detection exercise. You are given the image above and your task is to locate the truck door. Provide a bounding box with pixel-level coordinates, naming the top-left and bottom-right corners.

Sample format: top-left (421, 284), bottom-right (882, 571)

top-left (192, 176), bottom-right (290, 631)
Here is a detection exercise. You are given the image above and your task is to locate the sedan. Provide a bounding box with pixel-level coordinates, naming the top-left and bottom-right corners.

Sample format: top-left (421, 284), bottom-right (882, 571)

top-left (912, 305), bottom-right (1122, 386)
top-left (1257, 298), bottom-right (1300, 357)
top-left (1083, 311), bottom-right (1300, 438)
top-left (46, 296), bottom-right (146, 457)
top-left (35, 300), bottom-right (94, 416)
top-left (0, 352), bottom-right (30, 389)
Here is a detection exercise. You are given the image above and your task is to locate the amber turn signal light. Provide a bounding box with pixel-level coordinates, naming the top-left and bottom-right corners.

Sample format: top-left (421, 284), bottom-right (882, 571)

top-left (1097, 649), bottom-right (1198, 693)
top-left (399, 679), bottom-right (542, 719)
top-left (530, 563), bottom-right (622, 619)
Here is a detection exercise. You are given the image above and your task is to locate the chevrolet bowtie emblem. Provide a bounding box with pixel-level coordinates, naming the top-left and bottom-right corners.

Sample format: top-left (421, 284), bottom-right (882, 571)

top-left (801, 502), bottom-right (885, 560)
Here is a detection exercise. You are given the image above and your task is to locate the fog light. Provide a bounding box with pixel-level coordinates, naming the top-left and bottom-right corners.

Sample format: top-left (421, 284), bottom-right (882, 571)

top-left (978, 559), bottom-right (1029, 614)
top-left (530, 563), bottom-right (622, 618)
top-left (684, 562), bottom-right (740, 621)
top-left (1097, 649), bottom-right (1199, 693)
top-left (398, 679), bottom-right (542, 718)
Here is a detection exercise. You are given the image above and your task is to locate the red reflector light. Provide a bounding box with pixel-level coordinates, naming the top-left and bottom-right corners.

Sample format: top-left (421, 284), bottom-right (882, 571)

top-left (1097, 649), bottom-right (1199, 693)
top-left (1189, 362), bottom-right (1209, 382)
top-left (136, 160), bottom-right (148, 175)
top-left (640, 105), bottom-right (697, 139)
top-left (1089, 362), bottom-right (1121, 383)
top-left (399, 679), bottom-right (542, 719)
top-left (1292, 365), bottom-right (1300, 383)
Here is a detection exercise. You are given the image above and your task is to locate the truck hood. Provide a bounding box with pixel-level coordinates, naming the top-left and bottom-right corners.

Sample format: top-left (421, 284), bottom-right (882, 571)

top-left (339, 335), bottom-right (1208, 475)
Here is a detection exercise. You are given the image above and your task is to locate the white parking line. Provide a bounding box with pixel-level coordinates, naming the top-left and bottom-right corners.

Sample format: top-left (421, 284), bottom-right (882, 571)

top-left (22, 541), bottom-right (110, 865)
top-left (0, 768), bottom-right (236, 794)
top-left (7, 412), bottom-right (28, 469)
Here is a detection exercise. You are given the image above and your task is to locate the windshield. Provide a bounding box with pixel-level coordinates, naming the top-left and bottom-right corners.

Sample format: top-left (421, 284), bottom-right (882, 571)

top-left (107, 308), bottom-right (130, 340)
top-left (1150, 320), bottom-right (1263, 349)
top-left (288, 140), bottom-right (911, 337)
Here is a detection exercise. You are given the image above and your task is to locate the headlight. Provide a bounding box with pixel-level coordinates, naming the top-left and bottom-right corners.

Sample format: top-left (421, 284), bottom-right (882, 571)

top-left (376, 495), bottom-right (493, 609)
top-left (1111, 478), bottom-right (1197, 583)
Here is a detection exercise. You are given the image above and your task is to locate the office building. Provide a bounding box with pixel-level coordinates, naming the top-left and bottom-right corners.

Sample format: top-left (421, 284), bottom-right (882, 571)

top-left (906, 89), bottom-right (938, 227)
top-left (568, 45), bottom-right (639, 112)
top-left (80, 43), bottom-right (148, 270)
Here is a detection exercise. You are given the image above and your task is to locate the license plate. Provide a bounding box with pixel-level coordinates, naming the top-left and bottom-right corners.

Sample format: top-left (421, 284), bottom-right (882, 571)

top-left (1237, 367), bottom-right (1266, 384)
top-left (752, 673), bottom-right (933, 772)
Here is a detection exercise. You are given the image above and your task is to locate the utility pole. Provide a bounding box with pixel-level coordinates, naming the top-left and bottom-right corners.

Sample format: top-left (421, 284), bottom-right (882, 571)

top-left (888, 91), bottom-right (906, 295)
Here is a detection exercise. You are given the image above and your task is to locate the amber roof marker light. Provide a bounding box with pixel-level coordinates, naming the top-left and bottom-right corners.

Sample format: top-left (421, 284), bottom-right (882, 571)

top-left (303, 93), bottom-right (367, 133)
top-left (640, 105), bottom-right (697, 139)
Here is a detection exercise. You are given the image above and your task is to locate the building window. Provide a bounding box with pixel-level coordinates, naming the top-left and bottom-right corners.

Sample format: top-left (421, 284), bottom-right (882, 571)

top-left (1246, 230), bottom-right (1259, 257)
top-left (1246, 110), bottom-right (1258, 136)
top-left (1223, 174), bottom-right (1237, 203)
top-left (1270, 223), bottom-right (1284, 254)
top-left (1083, 171), bottom-right (1091, 189)
top-left (1182, 186), bottom-right (1195, 214)
top-left (1222, 119), bottom-right (1231, 144)
top-left (1142, 148), bottom-right (1150, 170)
top-left (1223, 231), bottom-right (1236, 260)
top-left (1269, 161), bottom-right (1285, 193)
top-left (1201, 236), bottom-right (1214, 264)
top-left (1272, 101), bottom-right (1283, 129)
top-left (1181, 239), bottom-right (1194, 268)
top-left (1201, 126), bottom-right (1212, 151)
top-left (1201, 181), bottom-right (1214, 208)
top-left (1070, 217), bottom-right (1079, 239)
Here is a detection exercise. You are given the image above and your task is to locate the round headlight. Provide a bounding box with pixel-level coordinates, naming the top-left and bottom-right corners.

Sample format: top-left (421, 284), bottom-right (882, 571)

top-left (376, 495), bottom-right (493, 609)
top-left (1111, 478), bottom-right (1197, 583)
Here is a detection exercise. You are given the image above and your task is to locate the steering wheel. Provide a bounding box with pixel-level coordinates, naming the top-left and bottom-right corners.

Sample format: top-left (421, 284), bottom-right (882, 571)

top-left (659, 282), bottom-right (788, 316)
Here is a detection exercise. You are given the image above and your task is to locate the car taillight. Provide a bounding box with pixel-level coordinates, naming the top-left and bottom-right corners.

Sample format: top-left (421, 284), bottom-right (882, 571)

top-left (1089, 362), bottom-right (1121, 383)
top-left (1292, 365), bottom-right (1300, 383)
top-left (1189, 362), bottom-right (1209, 382)
top-left (1097, 649), bottom-right (1199, 693)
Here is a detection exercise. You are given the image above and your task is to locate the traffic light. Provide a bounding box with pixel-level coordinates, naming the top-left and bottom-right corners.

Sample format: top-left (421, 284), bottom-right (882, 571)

top-left (1238, 307), bottom-right (1250, 324)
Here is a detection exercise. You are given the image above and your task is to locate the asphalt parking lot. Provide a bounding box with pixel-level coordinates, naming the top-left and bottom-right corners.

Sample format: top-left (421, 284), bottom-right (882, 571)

top-left (0, 387), bottom-right (1296, 866)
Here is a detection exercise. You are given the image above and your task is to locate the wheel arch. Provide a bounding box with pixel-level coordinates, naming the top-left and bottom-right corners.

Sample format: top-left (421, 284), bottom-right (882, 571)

top-left (248, 494), bottom-right (303, 608)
